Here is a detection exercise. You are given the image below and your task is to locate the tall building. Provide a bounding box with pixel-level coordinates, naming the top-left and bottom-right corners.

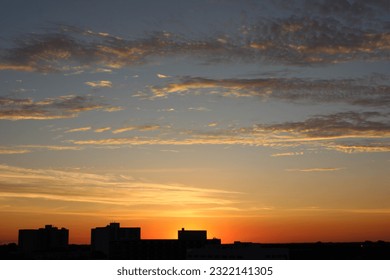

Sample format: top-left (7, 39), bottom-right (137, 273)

top-left (91, 223), bottom-right (141, 257)
top-left (18, 225), bottom-right (68, 255)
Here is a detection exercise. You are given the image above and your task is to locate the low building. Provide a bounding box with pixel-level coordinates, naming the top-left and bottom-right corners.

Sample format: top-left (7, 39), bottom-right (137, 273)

top-left (178, 228), bottom-right (207, 241)
top-left (109, 228), bottom-right (221, 259)
top-left (18, 225), bottom-right (68, 255)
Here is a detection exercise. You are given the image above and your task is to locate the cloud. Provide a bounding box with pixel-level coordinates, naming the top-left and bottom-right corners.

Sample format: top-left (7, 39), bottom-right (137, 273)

top-left (151, 76), bottom-right (390, 107)
top-left (112, 126), bottom-right (136, 134)
top-left (0, 95), bottom-right (120, 120)
top-left (0, 145), bottom-right (82, 154)
top-left (94, 127), bottom-right (111, 133)
top-left (67, 111), bottom-right (389, 154)
top-left (20, 145), bottom-right (82, 151)
top-left (65, 126), bottom-right (92, 133)
top-left (258, 111), bottom-right (390, 138)
top-left (85, 80), bottom-right (112, 88)
top-left (324, 143), bottom-right (390, 153)
top-left (0, 13), bottom-right (388, 73)
top-left (0, 29), bottom-right (230, 73)
top-left (188, 107), bottom-right (211, 112)
top-left (157, 73), bottom-right (170, 78)
top-left (0, 164), bottom-right (239, 216)
top-left (208, 122), bottom-right (218, 127)
top-left (158, 108), bottom-right (175, 112)
top-left (286, 168), bottom-right (343, 172)
top-left (271, 152), bottom-right (304, 157)
top-left (101, 106), bottom-right (124, 112)
top-left (246, 15), bottom-right (390, 64)
top-left (0, 148), bottom-right (31, 154)
top-left (69, 136), bottom-right (264, 146)
top-left (112, 125), bottom-right (161, 134)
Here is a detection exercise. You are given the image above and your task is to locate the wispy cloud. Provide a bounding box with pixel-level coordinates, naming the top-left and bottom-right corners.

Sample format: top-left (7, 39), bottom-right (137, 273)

top-left (0, 147), bottom-right (31, 154)
top-left (158, 108), bottom-right (175, 112)
top-left (0, 29), bottom-right (229, 73)
top-left (65, 126), bottom-right (91, 133)
top-left (101, 106), bottom-right (124, 112)
top-left (67, 111), bottom-right (390, 154)
top-left (247, 16), bottom-right (390, 64)
top-left (0, 12), bottom-right (388, 73)
top-left (258, 111), bottom-right (390, 138)
top-left (0, 145), bottom-right (82, 154)
top-left (286, 168), bottom-right (343, 172)
top-left (85, 80), bottom-right (112, 88)
top-left (94, 127), bottom-right (111, 133)
top-left (112, 126), bottom-right (136, 134)
top-left (151, 76), bottom-right (390, 107)
top-left (0, 95), bottom-right (121, 120)
top-left (325, 143), bottom-right (390, 154)
top-left (157, 73), bottom-right (170, 78)
top-left (112, 125), bottom-right (161, 134)
top-left (188, 107), bottom-right (211, 112)
top-left (0, 164), bottom-right (240, 216)
top-left (21, 145), bottom-right (82, 151)
top-left (271, 152), bottom-right (304, 157)
top-left (208, 122), bottom-right (218, 127)
top-left (160, 149), bottom-right (180, 153)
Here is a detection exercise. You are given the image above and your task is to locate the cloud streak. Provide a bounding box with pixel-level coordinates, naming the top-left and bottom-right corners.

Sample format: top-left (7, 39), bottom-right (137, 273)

top-left (65, 126), bottom-right (92, 133)
top-left (151, 76), bottom-right (390, 108)
top-left (271, 152), bottom-right (304, 157)
top-left (85, 80), bottom-right (112, 88)
top-left (286, 168), bottom-right (343, 172)
top-left (0, 147), bottom-right (31, 154)
top-left (67, 111), bottom-right (390, 154)
top-left (257, 111), bottom-right (390, 138)
top-left (94, 127), bottom-right (111, 133)
top-left (247, 15), bottom-right (390, 64)
top-left (0, 29), bottom-right (229, 73)
top-left (0, 145), bottom-right (82, 155)
top-left (112, 125), bottom-right (161, 134)
top-left (0, 95), bottom-right (122, 120)
top-left (0, 164), bottom-right (240, 217)
top-left (0, 11), bottom-right (388, 73)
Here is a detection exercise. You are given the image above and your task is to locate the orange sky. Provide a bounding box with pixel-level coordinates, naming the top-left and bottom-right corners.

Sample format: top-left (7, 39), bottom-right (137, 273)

top-left (2, 211), bottom-right (390, 245)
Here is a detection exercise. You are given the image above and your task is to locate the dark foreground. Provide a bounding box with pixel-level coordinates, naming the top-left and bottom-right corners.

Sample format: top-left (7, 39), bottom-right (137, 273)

top-left (1, 241), bottom-right (389, 260)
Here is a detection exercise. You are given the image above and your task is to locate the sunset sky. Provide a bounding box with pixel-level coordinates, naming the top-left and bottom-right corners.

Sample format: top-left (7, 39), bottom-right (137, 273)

top-left (0, 0), bottom-right (389, 244)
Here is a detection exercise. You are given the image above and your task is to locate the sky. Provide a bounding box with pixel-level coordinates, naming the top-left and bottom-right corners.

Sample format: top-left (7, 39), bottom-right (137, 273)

top-left (0, 0), bottom-right (389, 244)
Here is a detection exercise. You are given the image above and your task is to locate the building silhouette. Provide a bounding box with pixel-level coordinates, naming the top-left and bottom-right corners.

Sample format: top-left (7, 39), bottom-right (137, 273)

top-left (178, 228), bottom-right (207, 241)
top-left (8, 222), bottom-right (390, 260)
top-left (91, 222), bottom-right (140, 257)
top-left (18, 225), bottom-right (68, 256)
top-left (90, 224), bottom-right (221, 259)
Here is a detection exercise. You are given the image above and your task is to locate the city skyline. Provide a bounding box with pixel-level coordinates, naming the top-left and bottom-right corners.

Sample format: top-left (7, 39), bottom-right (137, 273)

top-left (1, 0), bottom-right (389, 245)
top-left (7, 223), bottom-right (390, 260)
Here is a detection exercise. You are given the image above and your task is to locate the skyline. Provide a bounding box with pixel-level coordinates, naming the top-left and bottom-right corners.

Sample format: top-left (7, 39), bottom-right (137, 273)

top-left (0, 0), bottom-right (389, 245)
top-left (12, 223), bottom-right (390, 260)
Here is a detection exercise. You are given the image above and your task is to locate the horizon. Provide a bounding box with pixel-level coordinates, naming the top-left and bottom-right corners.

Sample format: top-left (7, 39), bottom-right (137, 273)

top-left (3, 222), bottom-right (390, 246)
top-left (0, 0), bottom-right (389, 246)
top-left (3, 216), bottom-right (390, 245)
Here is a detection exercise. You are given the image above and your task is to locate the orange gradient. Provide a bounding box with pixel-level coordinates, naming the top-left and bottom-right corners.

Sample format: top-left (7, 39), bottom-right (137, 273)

top-left (2, 211), bottom-right (390, 245)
